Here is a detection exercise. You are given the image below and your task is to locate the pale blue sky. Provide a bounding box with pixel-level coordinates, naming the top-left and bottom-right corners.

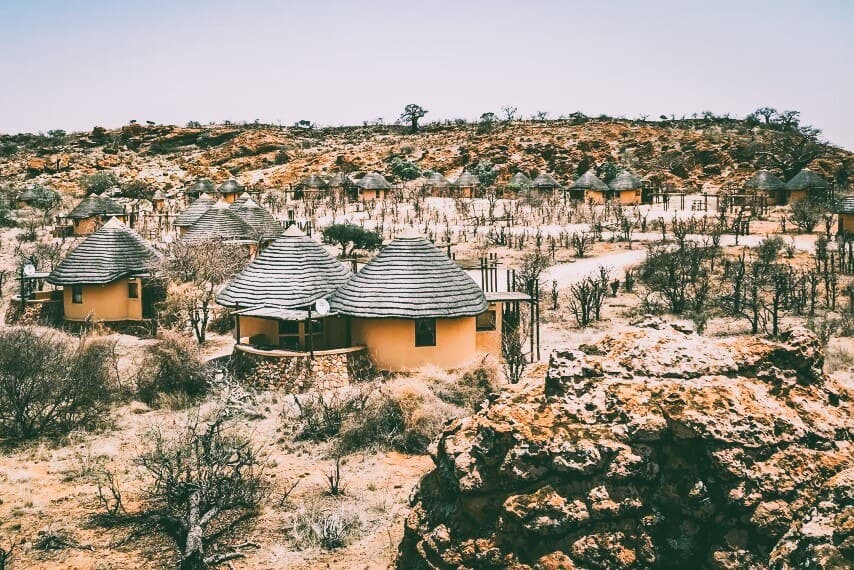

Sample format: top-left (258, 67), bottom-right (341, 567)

top-left (0, 0), bottom-right (851, 149)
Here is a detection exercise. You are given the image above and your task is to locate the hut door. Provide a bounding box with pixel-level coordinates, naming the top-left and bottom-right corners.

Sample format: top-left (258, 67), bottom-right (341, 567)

top-left (141, 281), bottom-right (164, 319)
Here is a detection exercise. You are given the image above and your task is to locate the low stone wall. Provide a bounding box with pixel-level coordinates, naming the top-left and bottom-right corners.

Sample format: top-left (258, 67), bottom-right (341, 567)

top-left (4, 299), bottom-right (63, 327)
top-left (230, 347), bottom-right (373, 393)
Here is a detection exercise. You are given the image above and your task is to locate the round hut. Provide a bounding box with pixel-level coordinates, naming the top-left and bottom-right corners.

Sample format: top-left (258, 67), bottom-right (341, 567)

top-left (185, 178), bottom-right (215, 199)
top-left (355, 172), bottom-right (393, 201)
top-left (508, 171), bottom-right (533, 190)
top-left (217, 179), bottom-right (245, 203)
top-left (453, 172), bottom-right (479, 198)
top-left (569, 170), bottom-right (609, 203)
top-left (217, 225), bottom-right (351, 353)
top-left (234, 198), bottom-right (283, 243)
top-left (297, 174), bottom-right (329, 199)
top-left (46, 217), bottom-right (161, 323)
top-left (67, 194), bottom-right (127, 235)
top-left (329, 230), bottom-right (494, 371)
top-left (422, 172), bottom-right (452, 197)
top-left (834, 195), bottom-right (854, 236)
top-left (181, 201), bottom-right (255, 245)
top-left (744, 170), bottom-right (786, 205)
top-left (531, 173), bottom-right (563, 196)
top-left (229, 191), bottom-right (252, 210)
top-left (785, 168), bottom-right (830, 203)
top-left (174, 192), bottom-right (215, 235)
top-left (609, 170), bottom-right (643, 205)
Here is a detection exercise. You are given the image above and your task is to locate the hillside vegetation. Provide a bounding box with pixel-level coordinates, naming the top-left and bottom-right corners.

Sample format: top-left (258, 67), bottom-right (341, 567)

top-left (0, 111), bottom-right (851, 199)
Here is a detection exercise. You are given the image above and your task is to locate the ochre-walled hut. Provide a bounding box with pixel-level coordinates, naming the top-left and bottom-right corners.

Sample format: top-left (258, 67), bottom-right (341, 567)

top-left (185, 178), bottom-right (215, 199)
top-left (217, 179), bottom-right (244, 203)
top-left (835, 195), bottom-right (854, 237)
top-left (67, 195), bottom-right (127, 235)
top-left (744, 170), bottom-right (786, 205)
top-left (785, 168), bottom-right (830, 203)
top-left (217, 225), bottom-right (351, 352)
top-left (174, 193), bottom-right (215, 236)
top-left (453, 172), bottom-right (478, 198)
top-left (46, 218), bottom-right (160, 323)
top-left (329, 230), bottom-right (500, 371)
top-left (531, 173), bottom-right (563, 195)
top-left (151, 190), bottom-right (166, 213)
top-left (609, 170), bottom-right (643, 205)
top-left (569, 170), bottom-right (609, 202)
top-left (296, 174), bottom-right (329, 199)
top-left (356, 172), bottom-right (393, 201)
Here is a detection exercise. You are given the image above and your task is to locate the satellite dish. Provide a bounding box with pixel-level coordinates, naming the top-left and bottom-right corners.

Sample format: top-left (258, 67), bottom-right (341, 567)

top-left (314, 298), bottom-right (330, 316)
top-left (23, 264), bottom-right (36, 277)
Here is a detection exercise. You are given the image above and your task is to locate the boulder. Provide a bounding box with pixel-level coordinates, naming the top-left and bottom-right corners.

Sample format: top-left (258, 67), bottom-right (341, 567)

top-left (398, 319), bottom-right (852, 569)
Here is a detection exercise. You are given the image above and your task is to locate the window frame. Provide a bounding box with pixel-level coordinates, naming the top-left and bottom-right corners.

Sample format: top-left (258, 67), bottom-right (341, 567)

top-left (476, 310), bottom-right (497, 332)
top-left (127, 281), bottom-right (139, 299)
top-left (414, 318), bottom-right (437, 347)
top-left (71, 284), bottom-right (83, 304)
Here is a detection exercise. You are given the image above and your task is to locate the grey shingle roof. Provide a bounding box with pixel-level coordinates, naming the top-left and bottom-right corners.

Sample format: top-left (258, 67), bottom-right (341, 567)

top-left (46, 218), bottom-right (160, 285)
top-left (609, 170), bottom-right (643, 191)
top-left (835, 195), bottom-right (854, 214)
top-left (532, 172), bottom-right (563, 189)
top-left (182, 202), bottom-right (254, 243)
top-left (174, 193), bottom-right (215, 227)
top-left (327, 173), bottom-right (348, 187)
top-left (454, 172), bottom-right (479, 187)
top-left (217, 225), bottom-right (350, 309)
top-left (67, 195), bottom-right (125, 219)
top-left (229, 192), bottom-right (252, 209)
top-left (569, 170), bottom-right (609, 192)
top-left (217, 179), bottom-right (244, 195)
top-left (329, 230), bottom-right (488, 319)
top-left (508, 172), bottom-right (532, 187)
top-left (299, 174), bottom-right (329, 189)
top-left (744, 170), bottom-right (785, 191)
top-left (234, 198), bottom-right (283, 241)
top-left (356, 172), bottom-right (393, 190)
top-left (786, 168), bottom-right (830, 191)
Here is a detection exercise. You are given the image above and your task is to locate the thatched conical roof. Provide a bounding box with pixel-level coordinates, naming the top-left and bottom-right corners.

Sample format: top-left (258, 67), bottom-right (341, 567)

top-left (609, 170), bottom-right (643, 191)
top-left (786, 168), bottom-right (830, 191)
top-left (327, 173), bottom-right (348, 187)
top-left (182, 202), bottom-right (254, 243)
top-left (229, 192), bottom-right (252, 209)
top-left (47, 218), bottom-right (160, 285)
top-left (454, 172), bottom-right (479, 187)
top-left (356, 172), bottom-right (392, 190)
top-left (508, 172), bottom-right (532, 187)
top-left (174, 193), bottom-right (215, 227)
top-left (217, 225), bottom-right (350, 309)
top-left (835, 195), bottom-right (854, 215)
top-left (569, 170), bottom-right (609, 192)
top-left (186, 178), bottom-right (215, 195)
top-left (217, 179), bottom-right (244, 195)
top-left (744, 170), bottom-right (785, 191)
top-left (423, 172), bottom-right (451, 188)
top-left (67, 195), bottom-right (125, 219)
top-left (329, 230), bottom-right (488, 319)
top-left (532, 172), bottom-right (563, 189)
top-left (234, 198), bottom-right (283, 240)
top-left (299, 174), bottom-right (329, 189)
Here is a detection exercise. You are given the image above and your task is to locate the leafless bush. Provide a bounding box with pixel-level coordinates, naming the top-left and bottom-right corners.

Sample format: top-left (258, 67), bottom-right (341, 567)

top-left (424, 360), bottom-right (501, 409)
top-left (136, 332), bottom-right (209, 408)
top-left (289, 502), bottom-right (360, 550)
top-left (292, 390), bottom-right (368, 441)
top-left (567, 270), bottom-right (610, 327)
top-left (96, 467), bottom-right (126, 517)
top-left (324, 456), bottom-right (346, 496)
top-left (136, 412), bottom-right (267, 569)
top-left (0, 328), bottom-right (114, 440)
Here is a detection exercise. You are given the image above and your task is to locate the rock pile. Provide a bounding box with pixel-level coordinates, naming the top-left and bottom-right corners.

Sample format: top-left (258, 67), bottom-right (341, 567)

top-left (399, 319), bottom-right (852, 569)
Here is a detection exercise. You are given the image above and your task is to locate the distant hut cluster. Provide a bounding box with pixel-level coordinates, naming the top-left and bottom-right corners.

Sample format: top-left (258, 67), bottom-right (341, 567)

top-left (744, 168), bottom-right (831, 205)
top-left (66, 194), bottom-right (128, 235)
top-left (835, 195), bottom-right (854, 236)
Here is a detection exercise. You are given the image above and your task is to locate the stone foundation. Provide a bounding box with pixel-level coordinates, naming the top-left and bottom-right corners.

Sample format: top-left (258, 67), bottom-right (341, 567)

top-left (230, 347), bottom-right (373, 393)
top-left (60, 319), bottom-right (158, 338)
top-left (4, 300), bottom-right (63, 327)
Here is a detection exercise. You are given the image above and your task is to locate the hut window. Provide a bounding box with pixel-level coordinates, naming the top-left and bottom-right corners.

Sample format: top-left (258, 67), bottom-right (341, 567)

top-left (476, 310), bottom-right (497, 331)
top-left (415, 318), bottom-right (436, 347)
top-left (128, 282), bottom-right (139, 299)
top-left (71, 285), bottom-right (83, 304)
top-left (278, 321), bottom-right (299, 335)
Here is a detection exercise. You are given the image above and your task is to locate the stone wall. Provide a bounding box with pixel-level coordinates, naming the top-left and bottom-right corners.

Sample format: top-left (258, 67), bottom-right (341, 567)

top-left (4, 300), bottom-right (63, 327)
top-left (231, 347), bottom-right (373, 393)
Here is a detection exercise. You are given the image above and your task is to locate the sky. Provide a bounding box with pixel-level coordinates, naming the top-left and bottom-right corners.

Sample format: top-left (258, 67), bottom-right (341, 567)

top-left (0, 0), bottom-right (852, 149)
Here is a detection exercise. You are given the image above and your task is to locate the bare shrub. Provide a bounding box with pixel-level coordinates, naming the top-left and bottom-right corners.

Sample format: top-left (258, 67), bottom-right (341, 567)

top-left (336, 379), bottom-right (459, 455)
top-left (424, 360), bottom-right (501, 409)
top-left (289, 502), bottom-right (360, 550)
top-left (136, 412), bottom-right (267, 570)
top-left (292, 390), bottom-right (368, 442)
top-left (0, 327), bottom-right (113, 440)
top-left (136, 333), bottom-right (209, 408)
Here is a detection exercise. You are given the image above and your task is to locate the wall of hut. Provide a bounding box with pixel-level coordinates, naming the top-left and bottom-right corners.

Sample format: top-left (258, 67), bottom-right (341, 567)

top-left (62, 278), bottom-right (143, 321)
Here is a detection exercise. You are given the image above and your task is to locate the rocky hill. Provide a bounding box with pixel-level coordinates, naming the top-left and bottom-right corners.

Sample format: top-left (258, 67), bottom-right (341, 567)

top-left (0, 117), bottom-right (851, 200)
top-left (398, 318), bottom-right (853, 569)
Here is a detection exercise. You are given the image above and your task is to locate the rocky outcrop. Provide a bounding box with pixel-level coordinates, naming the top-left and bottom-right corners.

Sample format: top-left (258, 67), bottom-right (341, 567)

top-left (399, 320), bottom-right (852, 569)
